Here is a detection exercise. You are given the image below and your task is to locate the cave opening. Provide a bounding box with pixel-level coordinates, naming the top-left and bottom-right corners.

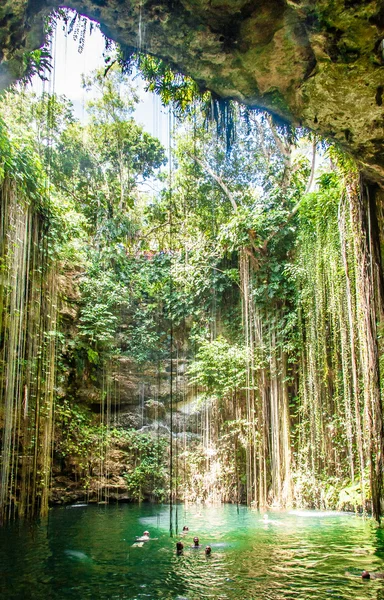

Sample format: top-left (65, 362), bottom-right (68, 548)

top-left (1, 5), bottom-right (384, 598)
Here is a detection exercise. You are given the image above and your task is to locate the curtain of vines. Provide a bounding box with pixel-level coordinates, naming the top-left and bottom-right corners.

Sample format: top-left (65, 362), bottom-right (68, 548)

top-left (0, 144), bottom-right (58, 521)
top-left (235, 170), bottom-right (384, 516)
top-left (294, 172), bottom-right (384, 517)
top-left (239, 250), bottom-right (293, 509)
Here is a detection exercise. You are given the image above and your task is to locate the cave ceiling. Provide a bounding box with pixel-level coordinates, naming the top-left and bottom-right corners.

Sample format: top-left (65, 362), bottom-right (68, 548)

top-left (1, 0), bottom-right (384, 183)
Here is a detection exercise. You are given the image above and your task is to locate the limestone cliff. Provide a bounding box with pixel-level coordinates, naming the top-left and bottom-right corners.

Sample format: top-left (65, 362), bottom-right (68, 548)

top-left (1, 1), bottom-right (384, 182)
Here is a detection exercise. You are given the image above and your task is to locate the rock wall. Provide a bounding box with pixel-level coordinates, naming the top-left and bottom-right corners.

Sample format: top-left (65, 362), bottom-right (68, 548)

top-left (50, 352), bottom-right (201, 505)
top-left (50, 269), bottom-right (201, 504)
top-left (1, 1), bottom-right (384, 182)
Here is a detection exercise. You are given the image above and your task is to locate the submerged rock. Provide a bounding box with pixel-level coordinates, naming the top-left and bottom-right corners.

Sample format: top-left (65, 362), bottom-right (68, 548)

top-left (64, 550), bottom-right (91, 561)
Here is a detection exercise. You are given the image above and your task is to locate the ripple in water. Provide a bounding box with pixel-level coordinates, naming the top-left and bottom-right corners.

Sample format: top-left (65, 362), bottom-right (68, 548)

top-left (0, 504), bottom-right (383, 599)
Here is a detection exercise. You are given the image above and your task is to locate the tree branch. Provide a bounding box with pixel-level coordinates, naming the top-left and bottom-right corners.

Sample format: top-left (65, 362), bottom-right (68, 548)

top-left (190, 153), bottom-right (238, 212)
top-left (261, 137), bottom-right (317, 251)
top-left (304, 135), bottom-right (316, 196)
top-left (145, 219), bottom-right (171, 237)
top-left (189, 152), bottom-right (266, 257)
top-left (266, 115), bottom-right (291, 159)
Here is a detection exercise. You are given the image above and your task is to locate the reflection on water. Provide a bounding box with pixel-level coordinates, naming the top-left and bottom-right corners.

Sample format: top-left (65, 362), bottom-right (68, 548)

top-left (1, 504), bottom-right (384, 599)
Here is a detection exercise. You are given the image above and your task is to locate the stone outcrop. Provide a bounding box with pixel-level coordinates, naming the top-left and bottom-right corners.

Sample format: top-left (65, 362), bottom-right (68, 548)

top-left (1, 1), bottom-right (384, 182)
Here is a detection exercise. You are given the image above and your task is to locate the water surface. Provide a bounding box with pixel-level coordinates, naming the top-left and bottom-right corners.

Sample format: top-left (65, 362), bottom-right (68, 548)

top-left (1, 504), bottom-right (384, 599)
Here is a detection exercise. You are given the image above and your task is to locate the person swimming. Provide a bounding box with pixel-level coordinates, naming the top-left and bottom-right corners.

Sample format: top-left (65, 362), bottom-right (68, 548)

top-left (192, 537), bottom-right (201, 548)
top-left (205, 546), bottom-right (212, 556)
top-left (136, 530), bottom-right (150, 542)
top-left (176, 541), bottom-right (184, 554)
top-left (361, 570), bottom-right (384, 579)
top-left (182, 526), bottom-right (189, 532)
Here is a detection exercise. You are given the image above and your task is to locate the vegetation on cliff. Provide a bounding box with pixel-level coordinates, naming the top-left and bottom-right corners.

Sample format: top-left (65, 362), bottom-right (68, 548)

top-left (1, 47), bottom-right (384, 521)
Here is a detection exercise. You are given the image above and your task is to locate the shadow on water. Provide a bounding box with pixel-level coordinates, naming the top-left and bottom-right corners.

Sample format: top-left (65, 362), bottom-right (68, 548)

top-left (1, 504), bottom-right (384, 599)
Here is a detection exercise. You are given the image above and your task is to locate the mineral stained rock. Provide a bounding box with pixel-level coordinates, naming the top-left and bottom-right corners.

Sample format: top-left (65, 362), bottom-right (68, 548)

top-left (1, 0), bottom-right (384, 182)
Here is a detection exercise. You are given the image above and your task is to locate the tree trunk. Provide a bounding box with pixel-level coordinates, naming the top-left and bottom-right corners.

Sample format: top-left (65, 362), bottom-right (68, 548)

top-left (347, 175), bottom-right (384, 521)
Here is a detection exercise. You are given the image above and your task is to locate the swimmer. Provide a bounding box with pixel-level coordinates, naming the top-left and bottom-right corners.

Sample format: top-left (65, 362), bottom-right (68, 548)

top-left (176, 541), bottom-right (184, 555)
top-left (261, 513), bottom-right (283, 526)
top-left (361, 570), bottom-right (384, 580)
top-left (192, 537), bottom-right (201, 548)
top-left (205, 545), bottom-right (212, 556)
top-left (136, 530), bottom-right (150, 542)
top-left (262, 514), bottom-right (271, 523)
top-left (182, 526), bottom-right (189, 532)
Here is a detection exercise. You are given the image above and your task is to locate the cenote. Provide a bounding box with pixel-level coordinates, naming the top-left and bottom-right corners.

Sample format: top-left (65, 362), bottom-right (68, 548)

top-left (2, 4), bottom-right (384, 599)
top-left (1, 505), bottom-right (384, 600)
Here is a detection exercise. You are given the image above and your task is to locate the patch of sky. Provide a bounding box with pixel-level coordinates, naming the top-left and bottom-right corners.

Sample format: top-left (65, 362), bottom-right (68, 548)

top-left (29, 11), bottom-right (170, 197)
top-left (30, 11), bottom-right (169, 148)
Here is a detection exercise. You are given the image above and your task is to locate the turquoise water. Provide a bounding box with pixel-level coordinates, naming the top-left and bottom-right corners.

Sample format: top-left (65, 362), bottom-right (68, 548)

top-left (1, 504), bottom-right (384, 599)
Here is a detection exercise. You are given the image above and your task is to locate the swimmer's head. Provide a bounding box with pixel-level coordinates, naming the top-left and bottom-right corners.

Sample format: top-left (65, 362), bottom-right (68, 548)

top-left (143, 531), bottom-right (150, 536)
top-left (183, 526), bottom-right (189, 531)
top-left (205, 545), bottom-right (212, 555)
top-left (193, 537), bottom-right (199, 546)
top-left (176, 541), bottom-right (184, 553)
top-left (362, 571), bottom-right (371, 579)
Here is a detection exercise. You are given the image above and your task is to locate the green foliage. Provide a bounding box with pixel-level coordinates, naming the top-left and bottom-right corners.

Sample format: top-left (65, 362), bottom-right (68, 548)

top-left (188, 336), bottom-right (248, 401)
top-left (120, 52), bottom-right (208, 116)
top-left (298, 173), bottom-right (341, 234)
top-left (0, 112), bottom-right (48, 203)
top-left (55, 404), bottom-right (168, 501)
top-left (78, 270), bottom-right (126, 348)
top-left (338, 478), bottom-right (371, 512)
top-left (55, 400), bottom-right (108, 470)
top-left (22, 48), bottom-right (52, 84)
top-left (118, 430), bottom-right (168, 502)
top-left (1, 64), bottom-right (366, 513)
